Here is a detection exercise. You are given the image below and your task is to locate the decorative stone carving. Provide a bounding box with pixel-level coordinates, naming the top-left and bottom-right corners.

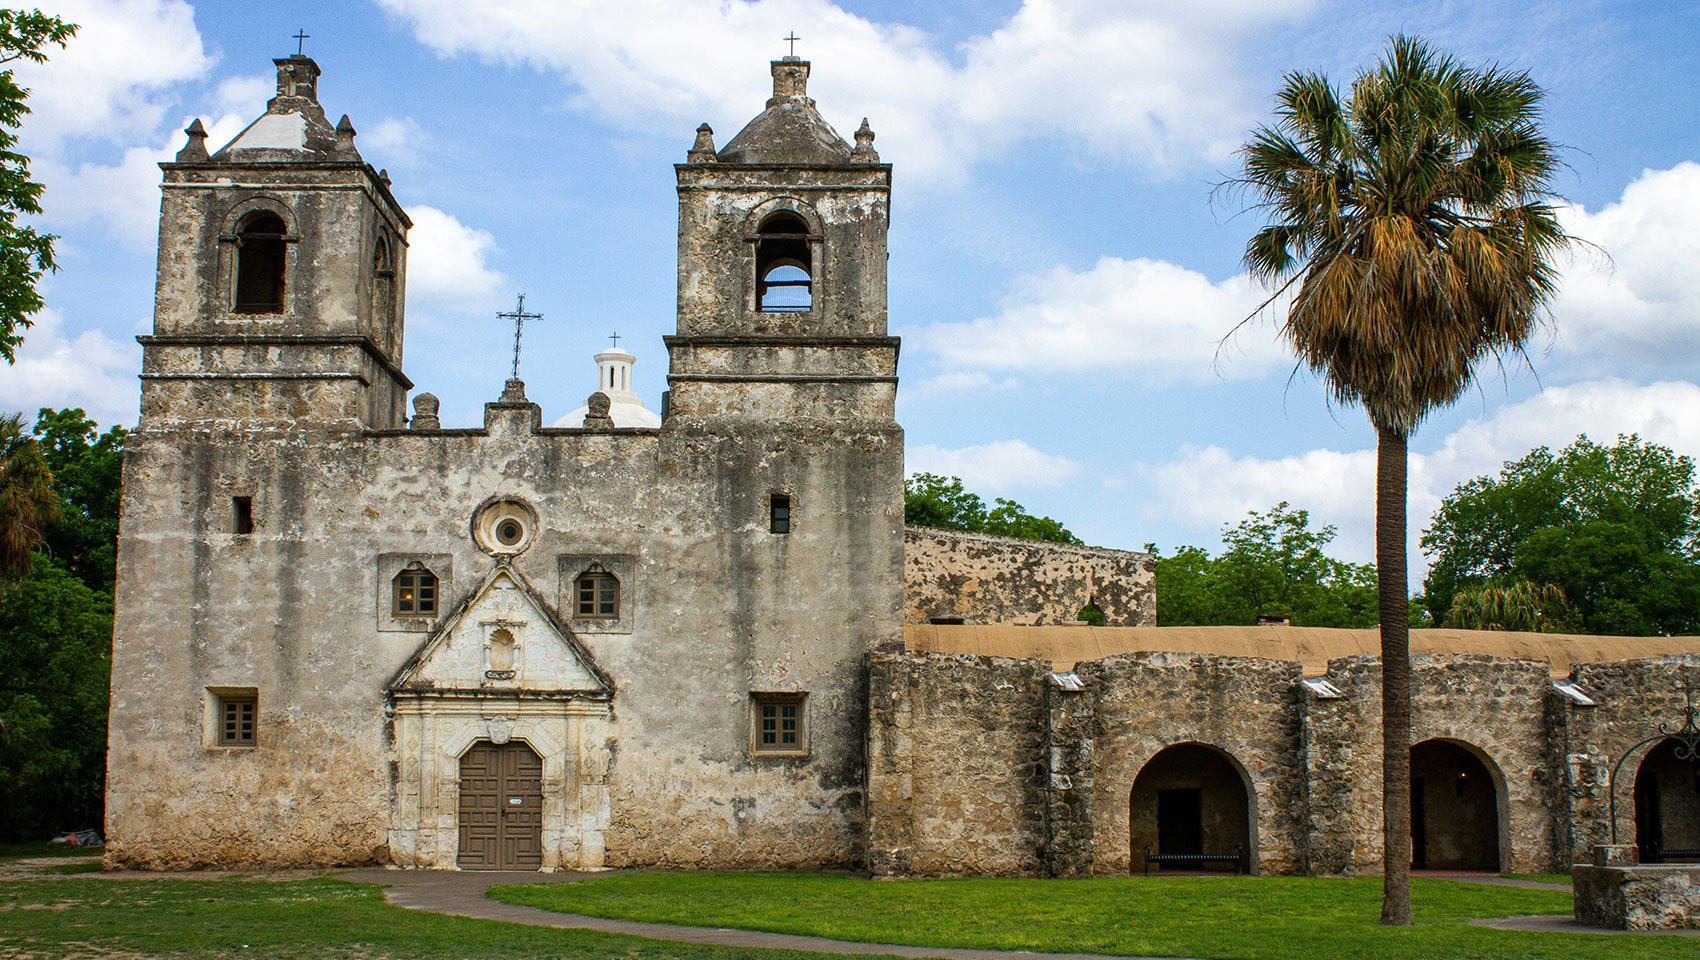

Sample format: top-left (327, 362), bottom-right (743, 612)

top-left (410, 393), bottom-right (440, 430)
top-left (487, 716), bottom-right (513, 744)
top-left (582, 392), bottom-right (614, 430)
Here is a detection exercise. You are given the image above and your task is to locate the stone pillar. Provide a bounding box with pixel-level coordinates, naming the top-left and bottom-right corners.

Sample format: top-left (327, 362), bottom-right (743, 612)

top-left (1298, 677), bottom-right (1356, 876)
top-left (1043, 672), bottom-right (1094, 877)
top-left (866, 653), bottom-right (915, 876)
top-left (1548, 684), bottom-right (1609, 865)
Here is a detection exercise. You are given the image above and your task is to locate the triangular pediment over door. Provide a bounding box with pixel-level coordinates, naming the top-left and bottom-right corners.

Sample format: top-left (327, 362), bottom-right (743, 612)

top-left (389, 562), bottom-right (611, 697)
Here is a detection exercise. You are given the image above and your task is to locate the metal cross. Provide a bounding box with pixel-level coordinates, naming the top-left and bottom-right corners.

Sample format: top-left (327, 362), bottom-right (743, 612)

top-left (609, 331), bottom-right (621, 348)
top-left (293, 29), bottom-right (310, 56)
top-left (497, 294), bottom-right (543, 381)
top-left (783, 31), bottom-right (801, 57)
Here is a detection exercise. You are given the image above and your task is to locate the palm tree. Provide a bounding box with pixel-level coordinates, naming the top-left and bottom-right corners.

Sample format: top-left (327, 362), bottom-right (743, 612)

top-left (0, 411), bottom-right (57, 582)
top-left (1444, 579), bottom-right (1570, 632)
top-left (1233, 36), bottom-right (1569, 924)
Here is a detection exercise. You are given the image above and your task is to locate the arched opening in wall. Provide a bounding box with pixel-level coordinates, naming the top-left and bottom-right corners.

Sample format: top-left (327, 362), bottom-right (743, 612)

top-left (755, 213), bottom-right (812, 312)
top-left (1634, 738), bottom-right (1700, 863)
top-left (234, 213), bottom-right (288, 313)
top-left (1130, 742), bottom-right (1252, 874)
top-left (457, 739), bottom-right (543, 869)
top-left (371, 234), bottom-right (395, 332)
top-left (1410, 738), bottom-right (1503, 871)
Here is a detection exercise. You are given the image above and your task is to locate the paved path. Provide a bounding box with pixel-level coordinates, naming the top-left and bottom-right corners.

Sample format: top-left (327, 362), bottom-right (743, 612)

top-left (338, 868), bottom-right (1192, 960)
top-left (1415, 871), bottom-right (1571, 892)
top-left (1475, 915), bottom-right (1700, 937)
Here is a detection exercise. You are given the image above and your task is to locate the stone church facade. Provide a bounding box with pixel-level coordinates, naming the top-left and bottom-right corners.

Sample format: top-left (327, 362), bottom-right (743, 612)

top-left (107, 50), bottom-right (1699, 876)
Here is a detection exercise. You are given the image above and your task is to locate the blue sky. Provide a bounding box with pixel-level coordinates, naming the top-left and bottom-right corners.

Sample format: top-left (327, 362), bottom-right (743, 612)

top-left (8, 0), bottom-right (1700, 579)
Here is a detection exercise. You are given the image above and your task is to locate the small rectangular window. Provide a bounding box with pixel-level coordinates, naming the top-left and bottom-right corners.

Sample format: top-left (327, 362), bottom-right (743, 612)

top-left (393, 566), bottom-right (438, 617)
top-left (751, 692), bottom-right (807, 756)
top-left (575, 571), bottom-right (620, 618)
top-left (233, 496), bottom-right (254, 535)
top-left (216, 692), bottom-right (257, 747)
top-left (770, 495), bottom-right (791, 534)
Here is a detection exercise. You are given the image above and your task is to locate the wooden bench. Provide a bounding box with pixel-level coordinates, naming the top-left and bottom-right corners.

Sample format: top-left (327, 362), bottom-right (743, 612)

top-left (1144, 844), bottom-right (1243, 876)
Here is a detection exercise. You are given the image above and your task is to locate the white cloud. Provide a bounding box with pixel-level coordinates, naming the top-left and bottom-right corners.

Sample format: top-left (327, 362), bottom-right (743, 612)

top-left (403, 205), bottom-right (508, 308)
top-left (361, 117), bottom-right (427, 166)
top-left (0, 308), bottom-right (137, 428)
top-left (37, 111), bottom-right (250, 244)
top-left (921, 256), bottom-right (1286, 382)
top-left (1145, 379), bottom-right (1700, 574)
top-left (1551, 162), bottom-right (1700, 374)
top-left (907, 439), bottom-right (1082, 491)
top-left (16, 0), bottom-right (210, 148)
top-left (375, 0), bottom-right (1314, 182)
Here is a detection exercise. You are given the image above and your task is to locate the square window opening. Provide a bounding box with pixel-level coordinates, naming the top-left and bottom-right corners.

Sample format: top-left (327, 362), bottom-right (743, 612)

top-left (210, 689), bottom-right (258, 748)
top-left (750, 692), bottom-right (808, 756)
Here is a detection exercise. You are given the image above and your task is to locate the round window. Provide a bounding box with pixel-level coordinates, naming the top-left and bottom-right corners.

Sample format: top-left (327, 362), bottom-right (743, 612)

top-left (470, 497), bottom-right (539, 556)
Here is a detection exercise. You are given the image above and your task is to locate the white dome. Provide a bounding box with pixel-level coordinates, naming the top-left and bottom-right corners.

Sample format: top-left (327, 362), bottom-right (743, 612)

top-left (550, 346), bottom-right (662, 428)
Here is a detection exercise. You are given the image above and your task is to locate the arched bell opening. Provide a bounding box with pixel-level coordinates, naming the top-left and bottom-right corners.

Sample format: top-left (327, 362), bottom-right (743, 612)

top-left (755, 213), bottom-right (813, 312)
top-left (1130, 742), bottom-right (1254, 874)
top-left (1634, 737), bottom-right (1700, 863)
top-left (1410, 738), bottom-right (1504, 871)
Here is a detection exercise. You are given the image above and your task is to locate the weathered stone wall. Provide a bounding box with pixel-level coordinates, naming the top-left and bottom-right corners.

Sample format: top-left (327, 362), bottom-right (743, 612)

top-left (1081, 652), bottom-right (1305, 876)
top-left (1325, 654), bottom-right (1558, 875)
top-left (1575, 863), bottom-right (1700, 930)
top-left (903, 527), bottom-right (1154, 627)
top-left (866, 652), bottom-right (1049, 876)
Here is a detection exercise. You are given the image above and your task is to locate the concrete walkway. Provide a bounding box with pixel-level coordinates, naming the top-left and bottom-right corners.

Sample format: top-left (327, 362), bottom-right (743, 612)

top-left (338, 868), bottom-right (1190, 960)
top-left (1414, 871), bottom-right (1571, 892)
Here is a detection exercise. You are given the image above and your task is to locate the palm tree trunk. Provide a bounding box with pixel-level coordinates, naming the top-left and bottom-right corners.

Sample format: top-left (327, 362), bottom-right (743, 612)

top-left (1377, 423), bottom-right (1413, 926)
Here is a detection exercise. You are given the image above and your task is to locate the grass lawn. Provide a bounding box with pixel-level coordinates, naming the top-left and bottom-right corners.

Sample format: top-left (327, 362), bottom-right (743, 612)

top-left (0, 842), bottom-right (103, 861)
top-left (493, 872), bottom-right (1695, 960)
top-left (0, 875), bottom-right (870, 960)
top-left (1501, 873), bottom-right (1574, 885)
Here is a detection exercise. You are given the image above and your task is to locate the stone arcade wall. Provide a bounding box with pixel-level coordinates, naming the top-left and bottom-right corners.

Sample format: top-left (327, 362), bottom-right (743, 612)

top-left (868, 649), bottom-right (1698, 877)
top-left (902, 527), bottom-right (1154, 627)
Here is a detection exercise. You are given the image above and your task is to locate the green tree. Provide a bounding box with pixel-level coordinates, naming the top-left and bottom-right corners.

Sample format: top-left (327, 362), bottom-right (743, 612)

top-left (1233, 36), bottom-right (1570, 923)
top-left (0, 553), bottom-right (112, 839)
top-left (904, 473), bottom-right (1081, 544)
top-left (1423, 435), bottom-right (1700, 635)
top-left (32, 407), bottom-right (126, 591)
top-left (0, 410), bottom-right (56, 581)
top-left (0, 10), bottom-right (75, 362)
top-left (1151, 503), bottom-right (1378, 628)
top-left (1443, 579), bottom-right (1571, 632)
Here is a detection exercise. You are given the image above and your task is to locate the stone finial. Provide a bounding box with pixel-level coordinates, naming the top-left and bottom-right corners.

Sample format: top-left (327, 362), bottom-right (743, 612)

top-left (176, 119), bottom-right (209, 162)
top-left (852, 118), bottom-right (878, 161)
top-left (410, 392), bottom-right (441, 430)
top-left (334, 114), bottom-right (358, 158)
top-left (769, 58), bottom-right (810, 105)
top-left (583, 391), bottom-right (614, 429)
top-left (500, 378), bottom-right (528, 403)
top-left (378, 168), bottom-right (392, 187)
top-left (687, 123), bottom-right (719, 163)
top-left (272, 55), bottom-right (321, 103)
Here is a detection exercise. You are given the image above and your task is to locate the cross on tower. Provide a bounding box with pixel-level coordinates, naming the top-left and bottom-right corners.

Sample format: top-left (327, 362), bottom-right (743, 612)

top-left (497, 294), bottom-right (544, 381)
top-left (293, 29), bottom-right (310, 56)
top-left (609, 331), bottom-right (621, 349)
top-left (783, 31), bottom-right (801, 57)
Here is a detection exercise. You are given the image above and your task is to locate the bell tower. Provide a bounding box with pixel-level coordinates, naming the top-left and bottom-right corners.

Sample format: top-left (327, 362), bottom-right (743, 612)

top-left (667, 55), bottom-right (896, 423)
top-left (139, 53), bottom-right (413, 430)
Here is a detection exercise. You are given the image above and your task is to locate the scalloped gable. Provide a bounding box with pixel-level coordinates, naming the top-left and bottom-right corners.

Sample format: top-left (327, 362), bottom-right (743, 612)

top-left (390, 563), bottom-right (609, 696)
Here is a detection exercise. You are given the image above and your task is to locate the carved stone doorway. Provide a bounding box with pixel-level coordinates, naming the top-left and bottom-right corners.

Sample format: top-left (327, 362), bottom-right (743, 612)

top-left (457, 740), bottom-right (543, 869)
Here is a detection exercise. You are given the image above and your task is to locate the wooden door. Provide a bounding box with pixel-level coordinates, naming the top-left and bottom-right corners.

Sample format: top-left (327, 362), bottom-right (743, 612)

top-left (457, 741), bottom-right (543, 869)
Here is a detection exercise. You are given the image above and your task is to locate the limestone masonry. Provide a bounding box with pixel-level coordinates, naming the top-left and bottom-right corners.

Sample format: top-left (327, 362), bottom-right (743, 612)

top-left (107, 49), bottom-right (1700, 877)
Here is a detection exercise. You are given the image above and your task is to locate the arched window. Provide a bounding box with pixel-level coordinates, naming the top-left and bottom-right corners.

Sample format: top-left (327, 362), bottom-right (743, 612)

top-left (372, 234), bottom-right (395, 328)
top-left (234, 213), bottom-right (288, 313)
top-left (392, 562), bottom-right (438, 617)
top-left (575, 565), bottom-right (619, 618)
top-left (755, 213), bottom-right (812, 312)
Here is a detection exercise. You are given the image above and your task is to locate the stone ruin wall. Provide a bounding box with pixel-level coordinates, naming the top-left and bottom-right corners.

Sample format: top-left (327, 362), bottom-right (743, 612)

top-left (867, 649), bottom-right (1699, 878)
top-left (902, 527), bottom-right (1154, 627)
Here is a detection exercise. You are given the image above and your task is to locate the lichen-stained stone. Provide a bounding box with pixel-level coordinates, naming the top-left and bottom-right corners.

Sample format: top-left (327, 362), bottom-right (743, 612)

top-left (903, 527), bottom-right (1154, 627)
top-left (1574, 863), bottom-right (1700, 930)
